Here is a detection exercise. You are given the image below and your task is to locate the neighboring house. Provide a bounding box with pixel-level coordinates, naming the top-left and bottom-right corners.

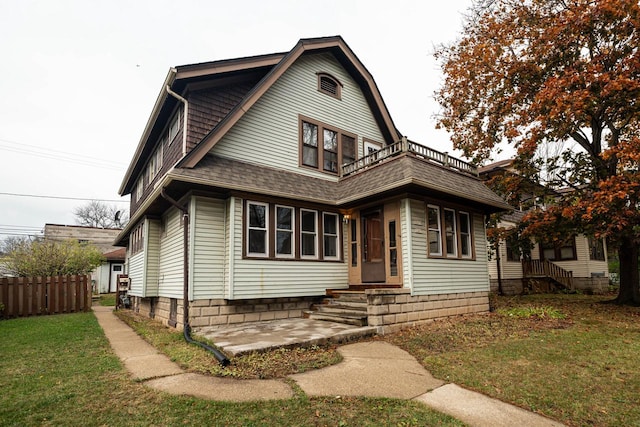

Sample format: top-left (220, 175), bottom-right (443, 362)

top-left (479, 160), bottom-right (609, 295)
top-left (114, 36), bottom-right (511, 333)
top-left (44, 224), bottom-right (125, 293)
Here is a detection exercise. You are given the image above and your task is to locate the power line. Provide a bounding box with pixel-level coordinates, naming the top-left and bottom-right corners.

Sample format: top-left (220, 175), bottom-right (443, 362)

top-left (0, 192), bottom-right (129, 203)
top-left (0, 137), bottom-right (128, 170)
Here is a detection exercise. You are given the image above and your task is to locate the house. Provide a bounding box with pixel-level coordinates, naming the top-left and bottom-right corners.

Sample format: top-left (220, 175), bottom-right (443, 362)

top-left (479, 160), bottom-right (610, 295)
top-left (44, 224), bottom-right (125, 293)
top-left (114, 36), bottom-right (511, 333)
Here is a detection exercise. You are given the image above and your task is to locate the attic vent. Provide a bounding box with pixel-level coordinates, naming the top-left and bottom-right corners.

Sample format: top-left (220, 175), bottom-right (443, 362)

top-left (317, 73), bottom-right (342, 99)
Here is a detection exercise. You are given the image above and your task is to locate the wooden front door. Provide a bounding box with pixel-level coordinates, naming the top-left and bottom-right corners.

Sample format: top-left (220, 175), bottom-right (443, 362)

top-left (361, 208), bottom-right (385, 283)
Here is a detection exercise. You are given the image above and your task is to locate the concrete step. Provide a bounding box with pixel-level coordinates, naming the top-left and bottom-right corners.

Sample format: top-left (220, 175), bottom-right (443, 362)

top-left (307, 311), bottom-right (368, 327)
top-left (318, 304), bottom-right (367, 315)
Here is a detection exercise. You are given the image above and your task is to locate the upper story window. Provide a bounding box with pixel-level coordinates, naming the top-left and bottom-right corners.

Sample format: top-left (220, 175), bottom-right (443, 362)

top-left (317, 73), bottom-right (342, 99)
top-left (300, 116), bottom-right (356, 175)
top-left (135, 177), bottom-right (144, 202)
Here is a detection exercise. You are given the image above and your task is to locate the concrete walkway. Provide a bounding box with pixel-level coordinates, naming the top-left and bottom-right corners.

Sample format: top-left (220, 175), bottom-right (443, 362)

top-left (93, 306), bottom-right (565, 426)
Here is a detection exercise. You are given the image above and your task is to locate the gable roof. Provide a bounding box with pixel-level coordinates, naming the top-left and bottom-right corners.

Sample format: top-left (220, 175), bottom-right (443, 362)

top-left (177, 36), bottom-right (400, 169)
top-left (119, 36), bottom-right (401, 195)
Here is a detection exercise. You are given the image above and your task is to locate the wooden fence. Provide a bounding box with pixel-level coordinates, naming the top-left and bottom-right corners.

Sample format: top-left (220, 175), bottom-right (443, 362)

top-left (0, 275), bottom-right (92, 319)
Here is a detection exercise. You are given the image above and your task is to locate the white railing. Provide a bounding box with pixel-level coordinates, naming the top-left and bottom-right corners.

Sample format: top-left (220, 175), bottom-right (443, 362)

top-left (341, 137), bottom-right (478, 177)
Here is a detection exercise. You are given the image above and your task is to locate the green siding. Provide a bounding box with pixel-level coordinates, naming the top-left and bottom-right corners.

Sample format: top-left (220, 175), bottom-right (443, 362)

top-left (191, 197), bottom-right (226, 299)
top-left (211, 53), bottom-right (386, 178)
top-left (158, 207), bottom-right (184, 299)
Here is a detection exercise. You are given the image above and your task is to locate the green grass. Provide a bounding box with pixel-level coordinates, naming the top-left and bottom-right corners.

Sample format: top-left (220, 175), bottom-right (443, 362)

top-left (0, 312), bottom-right (463, 426)
top-left (384, 294), bottom-right (640, 427)
top-left (99, 293), bottom-right (116, 306)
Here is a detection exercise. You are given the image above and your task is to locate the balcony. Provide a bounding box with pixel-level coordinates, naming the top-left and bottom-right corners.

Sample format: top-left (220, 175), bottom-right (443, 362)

top-left (340, 137), bottom-right (478, 178)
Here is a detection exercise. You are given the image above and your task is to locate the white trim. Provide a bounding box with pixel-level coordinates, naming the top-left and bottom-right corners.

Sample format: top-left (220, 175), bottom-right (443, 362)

top-left (275, 205), bottom-right (295, 259)
top-left (300, 209), bottom-right (318, 259)
top-left (459, 211), bottom-right (472, 259)
top-left (322, 212), bottom-right (340, 260)
top-left (246, 201), bottom-right (269, 257)
top-left (188, 198), bottom-right (196, 301)
top-left (403, 199), bottom-right (414, 293)
top-left (228, 197), bottom-right (236, 299)
top-left (427, 204), bottom-right (442, 256)
top-left (444, 207), bottom-right (458, 257)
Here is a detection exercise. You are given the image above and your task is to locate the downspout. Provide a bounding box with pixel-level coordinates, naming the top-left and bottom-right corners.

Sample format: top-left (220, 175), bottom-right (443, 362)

top-left (165, 79), bottom-right (189, 157)
top-left (161, 189), bottom-right (230, 366)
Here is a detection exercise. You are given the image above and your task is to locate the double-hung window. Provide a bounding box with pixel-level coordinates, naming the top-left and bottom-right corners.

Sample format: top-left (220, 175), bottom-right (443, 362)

top-left (323, 213), bottom-right (339, 259)
top-left (247, 202), bottom-right (268, 256)
top-left (300, 209), bottom-right (318, 258)
top-left (459, 212), bottom-right (472, 258)
top-left (427, 205), bottom-right (442, 256)
top-left (427, 204), bottom-right (475, 259)
top-left (275, 205), bottom-right (294, 258)
top-left (300, 117), bottom-right (356, 175)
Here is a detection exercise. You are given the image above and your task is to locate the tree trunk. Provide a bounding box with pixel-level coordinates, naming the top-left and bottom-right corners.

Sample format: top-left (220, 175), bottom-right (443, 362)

top-left (615, 236), bottom-right (640, 305)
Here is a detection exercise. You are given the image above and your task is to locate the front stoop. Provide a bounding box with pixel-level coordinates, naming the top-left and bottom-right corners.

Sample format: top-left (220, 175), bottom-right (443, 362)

top-left (306, 290), bottom-right (368, 326)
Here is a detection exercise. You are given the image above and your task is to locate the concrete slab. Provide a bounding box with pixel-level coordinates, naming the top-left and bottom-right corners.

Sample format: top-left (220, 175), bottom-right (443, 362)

top-left (122, 355), bottom-right (184, 381)
top-left (416, 384), bottom-right (566, 427)
top-left (197, 318), bottom-right (377, 355)
top-left (289, 341), bottom-right (444, 399)
top-left (145, 373), bottom-right (294, 401)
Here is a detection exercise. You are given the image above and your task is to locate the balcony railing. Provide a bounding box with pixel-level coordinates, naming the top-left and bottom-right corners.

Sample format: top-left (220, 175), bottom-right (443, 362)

top-left (340, 137), bottom-right (479, 178)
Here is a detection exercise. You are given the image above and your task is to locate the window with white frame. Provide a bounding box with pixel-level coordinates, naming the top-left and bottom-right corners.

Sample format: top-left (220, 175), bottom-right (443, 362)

top-left (135, 178), bottom-right (144, 202)
top-left (444, 208), bottom-right (457, 257)
top-left (247, 201), bottom-right (268, 256)
top-left (323, 213), bottom-right (339, 259)
top-left (300, 209), bottom-right (318, 258)
top-left (427, 205), bottom-right (442, 256)
top-left (275, 205), bottom-right (294, 258)
top-left (427, 204), bottom-right (475, 260)
top-left (459, 211), bottom-right (472, 258)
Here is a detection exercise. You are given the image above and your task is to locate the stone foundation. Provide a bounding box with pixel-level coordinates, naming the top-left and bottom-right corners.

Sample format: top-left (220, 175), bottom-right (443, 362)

top-left (489, 279), bottom-right (524, 295)
top-left (490, 277), bottom-right (610, 295)
top-left (365, 289), bottom-right (490, 334)
top-left (130, 295), bottom-right (324, 330)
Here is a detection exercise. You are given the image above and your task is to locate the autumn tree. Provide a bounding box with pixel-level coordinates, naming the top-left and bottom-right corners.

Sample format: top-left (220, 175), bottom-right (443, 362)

top-left (435, 0), bottom-right (640, 303)
top-left (74, 200), bottom-right (128, 229)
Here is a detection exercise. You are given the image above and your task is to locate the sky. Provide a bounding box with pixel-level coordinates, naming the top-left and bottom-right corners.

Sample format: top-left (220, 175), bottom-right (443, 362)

top-left (0, 0), bottom-right (487, 241)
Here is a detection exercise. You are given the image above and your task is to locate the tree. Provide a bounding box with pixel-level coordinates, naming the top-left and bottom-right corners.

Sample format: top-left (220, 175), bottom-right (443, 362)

top-left (2, 239), bottom-right (105, 277)
top-left (73, 200), bottom-right (128, 229)
top-left (435, 0), bottom-right (640, 304)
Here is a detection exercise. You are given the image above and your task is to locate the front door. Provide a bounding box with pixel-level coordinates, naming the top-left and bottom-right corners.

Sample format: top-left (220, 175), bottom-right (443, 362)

top-left (361, 208), bottom-right (385, 283)
top-left (109, 264), bottom-right (124, 293)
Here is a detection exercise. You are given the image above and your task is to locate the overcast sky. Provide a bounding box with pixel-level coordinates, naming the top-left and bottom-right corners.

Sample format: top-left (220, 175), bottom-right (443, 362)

top-left (0, 0), bottom-right (492, 240)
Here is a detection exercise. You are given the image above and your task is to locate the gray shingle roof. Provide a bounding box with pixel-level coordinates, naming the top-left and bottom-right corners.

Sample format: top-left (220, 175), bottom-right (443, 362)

top-left (169, 153), bottom-right (511, 212)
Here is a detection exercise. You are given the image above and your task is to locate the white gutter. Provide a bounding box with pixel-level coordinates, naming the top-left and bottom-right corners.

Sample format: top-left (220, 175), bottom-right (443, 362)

top-left (165, 75), bottom-right (189, 157)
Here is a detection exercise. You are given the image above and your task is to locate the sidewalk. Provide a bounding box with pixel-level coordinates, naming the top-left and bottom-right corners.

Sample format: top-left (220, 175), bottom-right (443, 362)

top-left (93, 306), bottom-right (565, 426)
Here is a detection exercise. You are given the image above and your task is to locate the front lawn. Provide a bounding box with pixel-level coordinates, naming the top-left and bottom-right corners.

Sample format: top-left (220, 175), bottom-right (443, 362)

top-left (384, 294), bottom-right (640, 427)
top-left (0, 312), bottom-right (461, 426)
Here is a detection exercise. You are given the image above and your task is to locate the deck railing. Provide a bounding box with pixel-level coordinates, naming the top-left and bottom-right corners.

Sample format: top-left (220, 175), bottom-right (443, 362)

top-left (340, 137), bottom-right (478, 177)
top-left (522, 259), bottom-right (574, 290)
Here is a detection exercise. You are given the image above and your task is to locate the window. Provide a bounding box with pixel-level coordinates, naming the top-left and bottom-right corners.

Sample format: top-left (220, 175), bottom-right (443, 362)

top-left (244, 201), bottom-right (341, 261)
top-left (247, 202), bottom-right (268, 256)
top-left (135, 178), bottom-right (143, 202)
top-left (444, 208), bottom-right (457, 256)
top-left (301, 209), bottom-right (318, 258)
top-left (427, 204), bottom-right (476, 260)
top-left (275, 205), bottom-right (294, 258)
top-left (389, 221), bottom-right (398, 276)
top-left (168, 108), bottom-right (181, 144)
top-left (130, 222), bottom-right (144, 255)
top-left (300, 117), bottom-right (356, 175)
top-left (323, 213), bottom-right (339, 259)
top-left (317, 73), bottom-right (342, 99)
top-left (350, 219), bottom-right (357, 267)
top-left (459, 212), bottom-right (472, 258)
top-left (506, 238), bottom-right (519, 262)
top-left (540, 237), bottom-right (576, 261)
top-left (589, 237), bottom-right (606, 261)
top-left (427, 205), bottom-right (442, 256)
